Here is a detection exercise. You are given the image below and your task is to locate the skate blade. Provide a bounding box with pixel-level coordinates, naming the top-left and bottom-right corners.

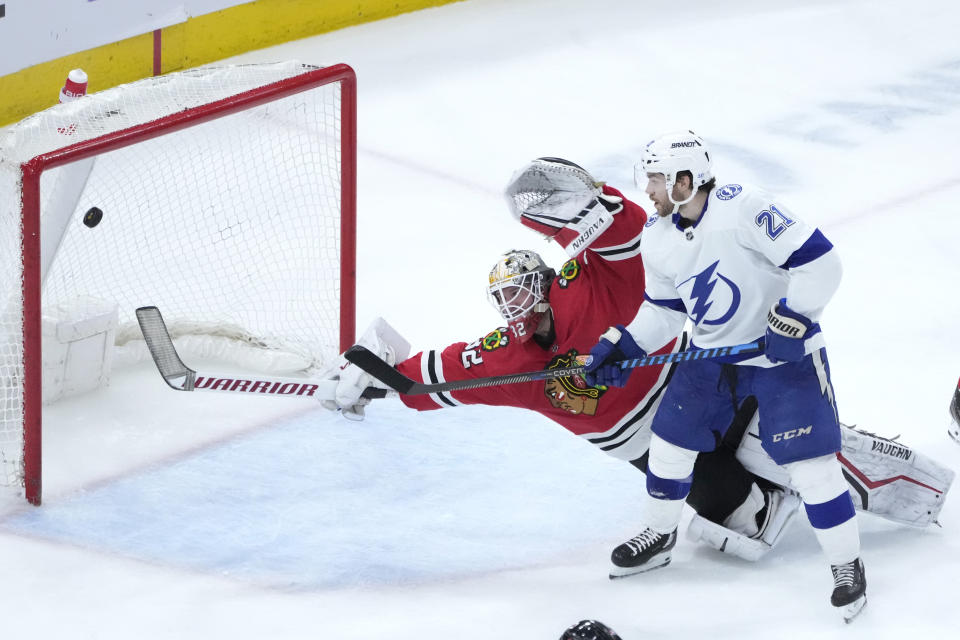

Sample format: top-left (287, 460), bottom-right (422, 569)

top-left (840, 594), bottom-right (867, 623)
top-left (608, 555), bottom-right (671, 579)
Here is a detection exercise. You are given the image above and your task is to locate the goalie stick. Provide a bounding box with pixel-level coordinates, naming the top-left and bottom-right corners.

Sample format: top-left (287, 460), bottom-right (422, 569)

top-left (343, 340), bottom-right (763, 396)
top-left (135, 306), bottom-right (388, 401)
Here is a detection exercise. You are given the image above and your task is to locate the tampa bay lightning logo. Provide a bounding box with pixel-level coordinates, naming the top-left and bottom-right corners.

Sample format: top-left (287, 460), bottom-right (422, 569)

top-left (716, 184), bottom-right (742, 201)
top-left (678, 260), bottom-right (741, 326)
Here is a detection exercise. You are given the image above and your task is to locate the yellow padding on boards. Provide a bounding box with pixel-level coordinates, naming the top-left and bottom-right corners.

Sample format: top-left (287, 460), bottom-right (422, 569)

top-left (0, 0), bottom-right (462, 126)
top-left (162, 0), bottom-right (460, 74)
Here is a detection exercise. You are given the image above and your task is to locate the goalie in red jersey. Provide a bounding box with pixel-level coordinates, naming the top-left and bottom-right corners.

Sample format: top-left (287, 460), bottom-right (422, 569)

top-left (397, 164), bottom-right (672, 461)
top-left (401, 246), bottom-right (672, 458)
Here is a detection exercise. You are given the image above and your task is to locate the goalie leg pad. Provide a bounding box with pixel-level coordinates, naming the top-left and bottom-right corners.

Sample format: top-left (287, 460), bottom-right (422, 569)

top-left (721, 482), bottom-right (765, 538)
top-left (734, 412), bottom-right (793, 487)
top-left (734, 413), bottom-right (954, 528)
top-left (756, 488), bottom-right (802, 549)
top-left (686, 486), bottom-right (801, 561)
top-left (687, 515), bottom-right (770, 562)
top-left (838, 426), bottom-right (955, 527)
top-left (686, 513), bottom-right (768, 561)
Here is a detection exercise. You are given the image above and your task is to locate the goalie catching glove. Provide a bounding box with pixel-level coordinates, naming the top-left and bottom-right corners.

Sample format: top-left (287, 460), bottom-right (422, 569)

top-left (321, 317), bottom-right (410, 420)
top-left (505, 157), bottom-right (623, 256)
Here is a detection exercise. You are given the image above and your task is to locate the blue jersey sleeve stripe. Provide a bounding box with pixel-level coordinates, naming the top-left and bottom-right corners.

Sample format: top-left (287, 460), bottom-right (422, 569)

top-left (643, 293), bottom-right (687, 313)
top-left (780, 228), bottom-right (833, 269)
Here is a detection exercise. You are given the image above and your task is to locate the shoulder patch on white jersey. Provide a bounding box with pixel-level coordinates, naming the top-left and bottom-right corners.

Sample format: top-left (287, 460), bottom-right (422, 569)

top-left (644, 215), bottom-right (660, 228)
top-left (716, 184), bottom-right (743, 201)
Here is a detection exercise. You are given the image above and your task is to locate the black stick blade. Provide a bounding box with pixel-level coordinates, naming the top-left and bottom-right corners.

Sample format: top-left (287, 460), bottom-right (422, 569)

top-left (344, 345), bottom-right (414, 393)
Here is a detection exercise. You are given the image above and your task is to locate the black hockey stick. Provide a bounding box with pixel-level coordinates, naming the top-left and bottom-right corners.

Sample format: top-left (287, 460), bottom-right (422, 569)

top-left (344, 340), bottom-right (763, 396)
top-left (135, 306), bottom-right (388, 400)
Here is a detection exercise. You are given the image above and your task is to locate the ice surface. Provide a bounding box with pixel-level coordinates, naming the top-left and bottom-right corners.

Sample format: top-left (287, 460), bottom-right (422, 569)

top-left (1, 1), bottom-right (959, 638)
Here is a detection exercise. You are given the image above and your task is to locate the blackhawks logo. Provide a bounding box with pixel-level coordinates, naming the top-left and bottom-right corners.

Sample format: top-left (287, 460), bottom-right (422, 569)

top-left (556, 258), bottom-right (581, 289)
top-left (543, 350), bottom-right (606, 415)
top-left (481, 328), bottom-right (509, 351)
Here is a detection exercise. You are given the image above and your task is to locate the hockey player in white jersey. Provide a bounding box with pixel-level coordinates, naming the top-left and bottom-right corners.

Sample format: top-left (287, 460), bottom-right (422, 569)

top-left (584, 131), bottom-right (867, 621)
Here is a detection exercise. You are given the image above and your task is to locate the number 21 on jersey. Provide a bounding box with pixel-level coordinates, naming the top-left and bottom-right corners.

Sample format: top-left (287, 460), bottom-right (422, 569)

top-left (755, 204), bottom-right (795, 240)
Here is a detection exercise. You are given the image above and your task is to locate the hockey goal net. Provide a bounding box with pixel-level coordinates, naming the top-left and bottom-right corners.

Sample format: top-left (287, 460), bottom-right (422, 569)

top-left (0, 61), bottom-right (356, 504)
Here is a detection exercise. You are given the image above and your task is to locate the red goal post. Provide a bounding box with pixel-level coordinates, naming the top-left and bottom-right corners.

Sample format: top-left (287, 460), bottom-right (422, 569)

top-left (0, 62), bottom-right (357, 505)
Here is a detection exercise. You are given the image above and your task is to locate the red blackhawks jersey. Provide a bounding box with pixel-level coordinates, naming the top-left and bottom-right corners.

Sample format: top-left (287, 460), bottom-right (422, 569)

top-left (397, 186), bottom-right (681, 462)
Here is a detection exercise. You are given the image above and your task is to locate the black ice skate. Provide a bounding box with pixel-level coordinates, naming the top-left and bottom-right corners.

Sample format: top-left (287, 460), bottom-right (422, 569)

top-left (609, 527), bottom-right (677, 579)
top-left (830, 557), bottom-right (867, 623)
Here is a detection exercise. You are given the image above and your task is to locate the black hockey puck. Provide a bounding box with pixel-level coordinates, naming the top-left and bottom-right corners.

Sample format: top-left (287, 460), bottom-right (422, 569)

top-left (83, 207), bottom-right (103, 228)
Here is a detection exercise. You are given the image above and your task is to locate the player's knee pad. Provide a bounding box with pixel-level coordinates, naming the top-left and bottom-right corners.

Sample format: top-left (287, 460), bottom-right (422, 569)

top-left (785, 454), bottom-right (856, 532)
top-left (783, 454), bottom-right (847, 503)
top-left (646, 434), bottom-right (698, 501)
top-left (648, 433), bottom-right (699, 479)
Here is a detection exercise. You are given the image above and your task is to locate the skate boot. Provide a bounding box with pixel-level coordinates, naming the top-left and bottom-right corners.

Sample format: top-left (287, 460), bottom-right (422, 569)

top-left (609, 527), bottom-right (677, 579)
top-left (830, 557), bottom-right (867, 623)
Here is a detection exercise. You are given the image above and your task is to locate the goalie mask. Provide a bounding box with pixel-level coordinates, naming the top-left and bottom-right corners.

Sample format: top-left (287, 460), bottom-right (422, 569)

top-left (487, 249), bottom-right (555, 343)
top-left (635, 130), bottom-right (713, 207)
top-left (505, 157), bottom-right (603, 237)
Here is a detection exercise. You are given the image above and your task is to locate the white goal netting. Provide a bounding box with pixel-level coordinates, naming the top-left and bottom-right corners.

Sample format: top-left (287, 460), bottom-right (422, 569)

top-left (0, 61), bottom-right (354, 494)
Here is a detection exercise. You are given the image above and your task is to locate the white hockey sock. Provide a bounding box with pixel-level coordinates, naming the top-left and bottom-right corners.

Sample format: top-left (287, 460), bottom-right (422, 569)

top-left (643, 494), bottom-right (686, 535)
top-left (810, 518), bottom-right (860, 566)
top-left (645, 434), bottom-right (699, 534)
top-left (785, 454), bottom-right (861, 566)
